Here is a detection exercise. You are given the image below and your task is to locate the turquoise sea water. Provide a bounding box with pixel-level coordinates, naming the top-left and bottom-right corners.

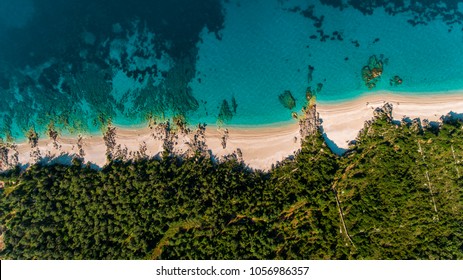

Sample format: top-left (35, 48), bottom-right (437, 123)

top-left (0, 0), bottom-right (463, 141)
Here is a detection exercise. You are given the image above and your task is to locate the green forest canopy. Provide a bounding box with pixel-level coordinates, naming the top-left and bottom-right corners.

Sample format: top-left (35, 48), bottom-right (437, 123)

top-left (0, 109), bottom-right (462, 259)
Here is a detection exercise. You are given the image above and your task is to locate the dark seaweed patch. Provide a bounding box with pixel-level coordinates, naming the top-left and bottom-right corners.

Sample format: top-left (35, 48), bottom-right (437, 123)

top-left (0, 0), bottom-right (226, 139)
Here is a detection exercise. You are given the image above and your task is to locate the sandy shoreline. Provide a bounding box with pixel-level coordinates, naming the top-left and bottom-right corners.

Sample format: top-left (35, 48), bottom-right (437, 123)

top-left (318, 92), bottom-right (463, 150)
top-left (2, 91), bottom-right (463, 171)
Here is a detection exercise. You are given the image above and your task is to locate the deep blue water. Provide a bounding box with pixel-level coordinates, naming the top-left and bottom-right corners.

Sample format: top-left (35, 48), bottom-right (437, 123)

top-left (0, 0), bottom-right (463, 141)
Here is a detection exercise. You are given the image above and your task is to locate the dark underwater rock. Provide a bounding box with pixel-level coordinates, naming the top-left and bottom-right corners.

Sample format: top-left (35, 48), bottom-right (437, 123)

top-left (361, 55), bottom-right (384, 89)
top-left (278, 90), bottom-right (296, 110)
top-left (308, 65), bottom-right (315, 83)
top-left (231, 96), bottom-right (238, 114)
top-left (390, 75), bottom-right (403, 86)
top-left (218, 99), bottom-right (234, 124)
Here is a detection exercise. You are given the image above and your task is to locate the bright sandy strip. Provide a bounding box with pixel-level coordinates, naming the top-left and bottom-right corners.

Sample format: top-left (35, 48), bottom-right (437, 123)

top-left (12, 123), bottom-right (301, 171)
top-left (318, 91), bottom-right (463, 150)
top-left (8, 91), bottom-right (463, 171)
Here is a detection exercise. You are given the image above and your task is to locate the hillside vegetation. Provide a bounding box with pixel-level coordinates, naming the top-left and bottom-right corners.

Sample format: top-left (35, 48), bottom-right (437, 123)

top-left (0, 107), bottom-right (462, 259)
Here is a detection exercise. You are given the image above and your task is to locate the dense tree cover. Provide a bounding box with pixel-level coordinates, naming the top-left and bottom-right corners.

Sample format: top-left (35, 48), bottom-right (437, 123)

top-left (336, 115), bottom-right (463, 259)
top-left (0, 111), bottom-right (462, 259)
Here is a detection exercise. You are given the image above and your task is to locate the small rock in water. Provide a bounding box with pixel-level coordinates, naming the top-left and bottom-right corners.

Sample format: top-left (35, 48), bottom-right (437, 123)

top-left (231, 96), bottom-right (238, 114)
top-left (308, 65), bottom-right (315, 83)
top-left (361, 55), bottom-right (384, 89)
top-left (217, 100), bottom-right (234, 124)
top-left (278, 90), bottom-right (296, 110)
top-left (389, 75), bottom-right (403, 86)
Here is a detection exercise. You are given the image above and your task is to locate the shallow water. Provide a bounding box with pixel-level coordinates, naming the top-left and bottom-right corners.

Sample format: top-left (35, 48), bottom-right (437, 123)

top-left (0, 0), bottom-right (462, 141)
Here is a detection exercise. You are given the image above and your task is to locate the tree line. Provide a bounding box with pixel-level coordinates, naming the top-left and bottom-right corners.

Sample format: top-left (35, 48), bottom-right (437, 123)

top-left (0, 109), bottom-right (462, 259)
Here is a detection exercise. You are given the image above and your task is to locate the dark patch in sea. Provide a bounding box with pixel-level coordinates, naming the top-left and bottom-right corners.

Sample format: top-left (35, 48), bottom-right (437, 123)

top-left (288, 0), bottom-right (463, 28)
top-left (0, 0), bottom-right (224, 69)
top-left (0, 0), bottom-right (226, 140)
top-left (347, 0), bottom-right (462, 27)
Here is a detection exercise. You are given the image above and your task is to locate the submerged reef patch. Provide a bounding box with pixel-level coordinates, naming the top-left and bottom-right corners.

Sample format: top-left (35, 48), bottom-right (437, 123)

top-left (361, 55), bottom-right (384, 89)
top-left (320, 0), bottom-right (463, 27)
top-left (217, 96), bottom-right (239, 126)
top-left (217, 99), bottom-right (234, 125)
top-left (0, 0), bottom-right (225, 141)
top-left (279, 90), bottom-right (297, 110)
top-left (390, 75), bottom-right (403, 87)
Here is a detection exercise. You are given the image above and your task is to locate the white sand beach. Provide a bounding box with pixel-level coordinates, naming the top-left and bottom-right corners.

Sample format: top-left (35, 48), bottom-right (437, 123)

top-left (4, 91), bottom-right (463, 171)
top-left (318, 91), bottom-right (463, 150)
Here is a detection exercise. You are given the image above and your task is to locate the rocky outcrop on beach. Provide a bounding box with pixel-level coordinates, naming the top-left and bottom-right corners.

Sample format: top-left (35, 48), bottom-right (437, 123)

top-left (299, 104), bottom-right (320, 141)
top-left (372, 102), bottom-right (393, 121)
